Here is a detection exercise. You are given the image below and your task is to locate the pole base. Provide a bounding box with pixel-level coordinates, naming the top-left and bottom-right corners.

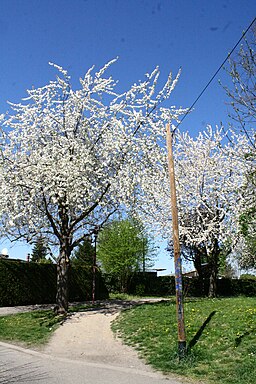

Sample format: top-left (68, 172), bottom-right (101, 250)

top-left (178, 341), bottom-right (187, 359)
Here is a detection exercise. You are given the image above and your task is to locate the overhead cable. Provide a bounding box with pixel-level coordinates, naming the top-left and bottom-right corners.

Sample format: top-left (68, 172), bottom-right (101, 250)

top-left (172, 16), bottom-right (256, 134)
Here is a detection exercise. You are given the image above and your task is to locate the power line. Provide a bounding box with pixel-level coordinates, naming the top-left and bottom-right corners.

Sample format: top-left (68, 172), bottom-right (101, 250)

top-left (173, 16), bottom-right (256, 134)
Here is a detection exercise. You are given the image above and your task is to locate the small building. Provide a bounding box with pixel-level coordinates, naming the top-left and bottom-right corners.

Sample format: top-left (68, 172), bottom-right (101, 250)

top-left (183, 269), bottom-right (198, 278)
top-left (182, 263), bottom-right (210, 278)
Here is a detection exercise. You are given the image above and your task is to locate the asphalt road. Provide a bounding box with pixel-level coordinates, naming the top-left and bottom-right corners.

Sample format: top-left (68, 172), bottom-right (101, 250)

top-left (0, 342), bottom-right (183, 384)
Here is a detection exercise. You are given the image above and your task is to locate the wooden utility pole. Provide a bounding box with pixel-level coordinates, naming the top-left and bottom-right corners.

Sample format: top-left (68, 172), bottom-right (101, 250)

top-left (166, 123), bottom-right (186, 358)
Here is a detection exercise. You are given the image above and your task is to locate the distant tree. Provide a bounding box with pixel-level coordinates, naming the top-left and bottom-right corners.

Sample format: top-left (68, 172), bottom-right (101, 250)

top-left (97, 218), bottom-right (156, 292)
top-left (223, 22), bottom-right (256, 145)
top-left (238, 209), bottom-right (256, 269)
top-left (71, 237), bottom-right (94, 267)
top-left (219, 252), bottom-right (236, 278)
top-left (222, 24), bottom-right (256, 270)
top-left (31, 237), bottom-right (48, 263)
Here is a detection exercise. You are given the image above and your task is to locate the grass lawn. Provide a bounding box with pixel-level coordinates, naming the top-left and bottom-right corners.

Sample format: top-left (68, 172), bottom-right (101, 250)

top-left (0, 310), bottom-right (67, 346)
top-left (0, 303), bottom-right (99, 347)
top-left (0, 310), bottom-right (65, 347)
top-left (112, 297), bottom-right (256, 384)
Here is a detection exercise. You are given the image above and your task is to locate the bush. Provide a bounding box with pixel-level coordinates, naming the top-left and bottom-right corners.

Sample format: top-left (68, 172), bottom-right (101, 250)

top-left (150, 275), bottom-right (176, 296)
top-left (0, 260), bottom-right (56, 306)
top-left (69, 264), bottom-right (108, 302)
top-left (231, 278), bottom-right (256, 296)
top-left (0, 259), bottom-right (108, 306)
top-left (240, 274), bottom-right (256, 280)
top-left (104, 271), bottom-right (256, 298)
top-left (129, 272), bottom-right (162, 296)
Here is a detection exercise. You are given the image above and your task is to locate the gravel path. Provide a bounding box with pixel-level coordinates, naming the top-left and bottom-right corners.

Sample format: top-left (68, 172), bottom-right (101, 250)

top-left (0, 303), bottom-right (54, 316)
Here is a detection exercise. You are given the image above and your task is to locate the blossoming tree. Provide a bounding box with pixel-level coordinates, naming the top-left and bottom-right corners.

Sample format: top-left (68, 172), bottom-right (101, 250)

top-left (175, 127), bottom-right (246, 296)
top-left (222, 25), bottom-right (256, 269)
top-left (137, 126), bottom-right (246, 296)
top-left (0, 60), bottom-right (186, 313)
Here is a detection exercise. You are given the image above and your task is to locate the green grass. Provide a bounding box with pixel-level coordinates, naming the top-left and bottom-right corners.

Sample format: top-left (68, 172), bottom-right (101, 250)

top-left (0, 310), bottom-right (65, 346)
top-left (109, 293), bottom-right (146, 301)
top-left (0, 302), bottom-right (104, 348)
top-left (109, 292), bottom-right (164, 300)
top-left (112, 297), bottom-right (256, 384)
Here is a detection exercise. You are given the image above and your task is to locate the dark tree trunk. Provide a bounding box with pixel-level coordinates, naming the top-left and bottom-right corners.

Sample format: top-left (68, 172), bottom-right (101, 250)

top-left (120, 274), bottom-right (128, 293)
top-left (194, 251), bottom-right (203, 277)
top-left (55, 246), bottom-right (71, 314)
top-left (208, 240), bottom-right (220, 298)
top-left (208, 267), bottom-right (218, 298)
top-left (193, 246), bottom-right (207, 295)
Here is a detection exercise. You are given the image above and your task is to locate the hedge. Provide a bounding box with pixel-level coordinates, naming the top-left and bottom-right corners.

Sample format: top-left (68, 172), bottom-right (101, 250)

top-left (2, 258), bottom-right (254, 306)
top-left (183, 277), bottom-right (256, 297)
top-left (0, 259), bottom-right (108, 306)
top-left (124, 274), bottom-right (256, 297)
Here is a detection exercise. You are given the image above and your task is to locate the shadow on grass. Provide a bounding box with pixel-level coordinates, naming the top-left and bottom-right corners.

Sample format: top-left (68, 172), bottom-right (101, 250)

top-left (188, 310), bottom-right (217, 351)
top-left (234, 328), bottom-right (256, 347)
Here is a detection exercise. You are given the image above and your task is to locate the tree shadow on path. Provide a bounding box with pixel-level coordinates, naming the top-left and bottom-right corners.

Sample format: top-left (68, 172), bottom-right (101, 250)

top-left (69, 298), bottom-right (171, 316)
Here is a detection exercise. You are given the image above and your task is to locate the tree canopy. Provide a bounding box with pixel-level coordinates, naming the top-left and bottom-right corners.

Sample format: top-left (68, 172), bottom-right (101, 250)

top-left (140, 126), bottom-right (247, 296)
top-left (238, 209), bottom-right (256, 269)
top-left (223, 24), bottom-right (256, 270)
top-left (223, 23), bottom-right (256, 145)
top-left (0, 60), bottom-right (185, 312)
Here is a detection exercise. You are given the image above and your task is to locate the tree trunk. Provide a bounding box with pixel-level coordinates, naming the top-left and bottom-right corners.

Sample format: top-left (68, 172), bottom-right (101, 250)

top-left (194, 256), bottom-right (202, 278)
top-left (208, 268), bottom-right (218, 298)
top-left (120, 274), bottom-right (127, 293)
top-left (194, 247), bottom-right (206, 295)
top-left (208, 252), bottom-right (220, 297)
top-left (208, 240), bottom-right (220, 298)
top-left (55, 246), bottom-right (70, 314)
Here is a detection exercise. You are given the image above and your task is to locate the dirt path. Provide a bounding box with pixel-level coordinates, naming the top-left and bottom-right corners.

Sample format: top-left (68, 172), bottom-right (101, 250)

top-left (41, 300), bottom-right (170, 372)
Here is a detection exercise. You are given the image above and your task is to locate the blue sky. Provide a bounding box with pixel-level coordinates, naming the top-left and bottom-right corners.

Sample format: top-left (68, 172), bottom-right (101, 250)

top-left (0, 0), bottom-right (255, 273)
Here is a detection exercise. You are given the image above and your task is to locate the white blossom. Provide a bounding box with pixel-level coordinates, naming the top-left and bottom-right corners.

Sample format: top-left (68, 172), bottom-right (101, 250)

top-left (0, 60), bottom-right (184, 253)
top-left (136, 125), bottom-right (248, 257)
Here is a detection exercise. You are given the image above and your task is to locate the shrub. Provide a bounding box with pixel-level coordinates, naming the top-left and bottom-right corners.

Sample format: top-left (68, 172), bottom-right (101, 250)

top-left (104, 272), bottom-right (256, 298)
top-left (0, 259), bottom-right (108, 306)
top-left (240, 274), bottom-right (256, 280)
